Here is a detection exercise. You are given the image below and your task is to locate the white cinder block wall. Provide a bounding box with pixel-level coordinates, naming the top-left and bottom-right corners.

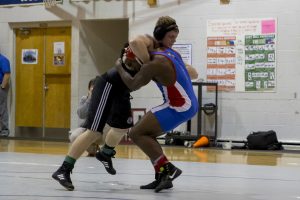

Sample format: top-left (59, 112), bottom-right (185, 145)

top-left (129, 0), bottom-right (300, 142)
top-left (0, 0), bottom-right (299, 143)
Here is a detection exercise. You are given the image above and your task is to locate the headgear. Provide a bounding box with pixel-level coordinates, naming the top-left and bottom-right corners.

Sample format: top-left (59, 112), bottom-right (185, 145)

top-left (153, 23), bottom-right (179, 41)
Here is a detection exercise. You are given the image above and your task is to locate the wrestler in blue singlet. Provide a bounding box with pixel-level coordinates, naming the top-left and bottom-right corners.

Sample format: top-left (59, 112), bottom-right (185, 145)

top-left (151, 48), bottom-right (198, 132)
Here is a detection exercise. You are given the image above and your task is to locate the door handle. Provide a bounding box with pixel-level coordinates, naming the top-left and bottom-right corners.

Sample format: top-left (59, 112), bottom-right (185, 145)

top-left (44, 85), bottom-right (49, 90)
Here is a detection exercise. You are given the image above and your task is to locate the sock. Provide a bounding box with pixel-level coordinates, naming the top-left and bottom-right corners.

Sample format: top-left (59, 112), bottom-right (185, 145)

top-left (149, 160), bottom-right (160, 180)
top-left (64, 156), bottom-right (76, 169)
top-left (101, 143), bottom-right (116, 156)
top-left (153, 154), bottom-right (169, 173)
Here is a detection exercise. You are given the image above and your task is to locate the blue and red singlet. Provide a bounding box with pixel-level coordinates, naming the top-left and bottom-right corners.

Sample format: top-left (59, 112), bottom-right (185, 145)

top-left (151, 48), bottom-right (198, 132)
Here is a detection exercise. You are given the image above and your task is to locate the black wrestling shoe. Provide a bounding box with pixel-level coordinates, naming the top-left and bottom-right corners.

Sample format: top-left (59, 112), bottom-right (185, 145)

top-left (52, 162), bottom-right (74, 191)
top-left (168, 165), bottom-right (182, 181)
top-left (154, 164), bottom-right (182, 193)
top-left (96, 150), bottom-right (116, 175)
top-left (140, 172), bottom-right (173, 189)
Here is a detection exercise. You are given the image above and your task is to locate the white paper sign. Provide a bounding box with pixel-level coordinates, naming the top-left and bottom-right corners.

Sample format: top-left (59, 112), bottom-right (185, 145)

top-left (54, 42), bottom-right (65, 54)
top-left (173, 44), bottom-right (192, 65)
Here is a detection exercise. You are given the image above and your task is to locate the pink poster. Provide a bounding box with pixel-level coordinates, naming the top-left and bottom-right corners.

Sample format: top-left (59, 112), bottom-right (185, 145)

top-left (261, 19), bottom-right (275, 34)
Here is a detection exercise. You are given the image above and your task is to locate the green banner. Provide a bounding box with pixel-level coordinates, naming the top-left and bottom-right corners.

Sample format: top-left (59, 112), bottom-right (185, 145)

top-left (244, 35), bottom-right (276, 91)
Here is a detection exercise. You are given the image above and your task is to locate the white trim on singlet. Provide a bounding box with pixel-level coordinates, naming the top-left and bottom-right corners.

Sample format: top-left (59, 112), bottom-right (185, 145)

top-left (151, 102), bottom-right (169, 113)
top-left (161, 81), bottom-right (192, 112)
top-left (91, 82), bottom-right (112, 131)
top-left (171, 82), bottom-right (192, 112)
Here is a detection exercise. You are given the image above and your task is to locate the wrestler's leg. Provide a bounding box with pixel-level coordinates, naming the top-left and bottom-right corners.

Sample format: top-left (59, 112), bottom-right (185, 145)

top-left (69, 127), bottom-right (86, 143)
top-left (68, 130), bottom-right (101, 159)
top-left (97, 89), bottom-right (132, 174)
top-left (129, 111), bottom-right (181, 192)
top-left (85, 125), bottom-right (111, 156)
top-left (129, 111), bottom-right (163, 160)
top-left (105, 127), bottom-right (128, 147)
top-left (96, 127), bottom-right (128, 175)
top-left (52, 76), bottom-right (114, 190)
top-left (52, 130), bottom-right (101, 191)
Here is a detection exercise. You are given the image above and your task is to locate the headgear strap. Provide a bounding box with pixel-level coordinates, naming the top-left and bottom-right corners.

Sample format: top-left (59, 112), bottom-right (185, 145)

top-left (120, 46), bottom-right (143, 75)
top-left (123, 47), bottom-right (143, 66)
top-left (124, 47), bottom-right (135, 60)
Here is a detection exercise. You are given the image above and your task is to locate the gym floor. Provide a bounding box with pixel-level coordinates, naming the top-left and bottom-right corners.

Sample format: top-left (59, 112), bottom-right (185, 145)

top-left (1, 138), bottom-right (300, 200)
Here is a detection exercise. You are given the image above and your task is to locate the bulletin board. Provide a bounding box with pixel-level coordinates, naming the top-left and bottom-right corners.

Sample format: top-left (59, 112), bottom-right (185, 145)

top-left (207, 18), bottom-right (277, 92)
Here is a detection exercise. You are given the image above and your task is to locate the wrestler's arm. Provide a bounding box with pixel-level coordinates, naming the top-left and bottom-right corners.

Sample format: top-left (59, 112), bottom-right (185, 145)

top-left (116, 58), bottom-right (161, 91)
top-left (129, 34), bottom-right (157, 64)
top-left (185, 63), bottom-right (198, 80)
